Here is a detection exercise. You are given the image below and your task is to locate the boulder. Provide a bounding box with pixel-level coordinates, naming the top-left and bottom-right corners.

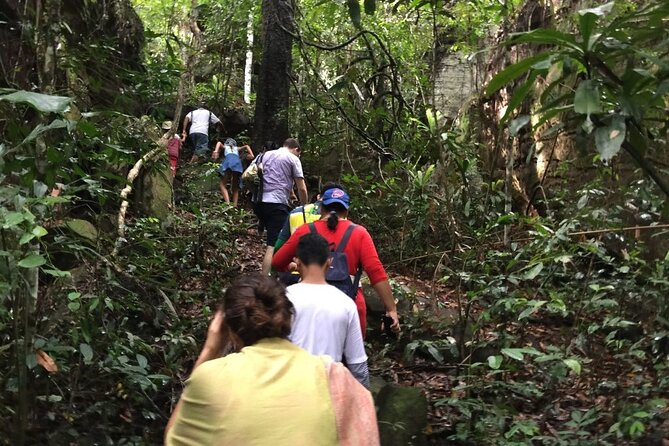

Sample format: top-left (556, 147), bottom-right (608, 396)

top-left (376, 384), bottom-right (429, 446)
top-left (137, 163), bottom-right (173, 220)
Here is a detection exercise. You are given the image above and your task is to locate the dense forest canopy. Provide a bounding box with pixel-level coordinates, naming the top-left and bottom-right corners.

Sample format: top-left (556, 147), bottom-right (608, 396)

top-left (0, 0), bottom-right (668, 444)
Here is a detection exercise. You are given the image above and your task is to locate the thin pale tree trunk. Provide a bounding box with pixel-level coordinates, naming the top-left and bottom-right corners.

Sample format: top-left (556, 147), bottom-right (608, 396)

top-left (244, 9), bottom-right (254, 104)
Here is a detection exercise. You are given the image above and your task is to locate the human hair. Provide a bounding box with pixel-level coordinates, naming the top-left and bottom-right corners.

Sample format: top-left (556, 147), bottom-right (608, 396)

top-left (296, 233), bottom-right (329, 267)
top-left (222, 274), bottom-right (293, 346)
top-left (264, 140), bottom-right (278, 151)
top-left (283, 138), bottom-right (300, 150)
top-left (320, 182), bottom-right (344, 197)
top-left (323, 202), bottom-right (347, 231)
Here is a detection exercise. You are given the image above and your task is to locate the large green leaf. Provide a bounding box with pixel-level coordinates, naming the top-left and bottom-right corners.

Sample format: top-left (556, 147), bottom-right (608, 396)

top-left (595, 115), bottom-right (626, 162)
top-left (18, 254), bottom-right (47, 268)
top-left (502, 71), bottom-right (539, 124)
top-left (577, 3), bottom-right (613, 51)
top-left (347, 0), bottom-right (361, 27)
top-left (509, 29), bottom-right (582, 53)
top-left (573, 80), bottom-right (601, 115)
top-left (363, 0), bottom-right (375, 15)
top-left (80, 343), bottom-right (94, 364)
top-left (20, 119), bottom-right (69, 146)
top-left (0, 90), bottom-right (71, 113)
top-left (484, 53), bottom-right (550, 97)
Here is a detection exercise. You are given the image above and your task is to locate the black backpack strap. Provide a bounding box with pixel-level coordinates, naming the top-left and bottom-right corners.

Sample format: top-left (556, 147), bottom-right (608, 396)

top-left (308, 222), bottom-right (317, 235)
top-left (351, 264), bottom-right (363, 295)
top-left (335, 223), bottom-right (357, 253)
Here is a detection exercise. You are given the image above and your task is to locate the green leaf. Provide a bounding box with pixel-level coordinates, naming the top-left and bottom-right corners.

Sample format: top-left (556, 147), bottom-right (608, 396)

top-left (509, 115), bottom-right (531, 137)
top-left (484, 53), bottom-right (550, 97)
top-left (18, 254), bottom-right (46, 268)
top-left (3, 211), bottom-right (25, 228)
top-left (427, 344), bottom-right (444, 363)
top-left (0, 90), bottom-right (71, 113)
top-left (32, 226), bottom-right (48, 238)
top-left (488, 355), bottom-right (503, 369)
top-left (509, 29), bottom-right (581, 52)
top-left (79, 343), bottom-right (93, 363)
top-left (363, 0), bottom-right (375, 15)
top-left (19, 233), bottom-right (35, 245)
top-left (20, 119), bottom-right (68, 146)
top-left (518, 300), bottom-right (547, 320)
top-left (136, 354), bottom-right (148, 369)
top-left (68, 292), bottom-right (81, 301)
top-left (502, 348), bottom-right (525, 361)
top-left (563, 358), bottom-right (582, 375)
top-left (522, 262), bottom-right (544, 281)
top-left (43, 269), bottom-right (71, 278)
top-left (574, 80), bottom-right (601, 115)
top-left (347, 0), bottom-right (361, 27)
top-left (595, 116), bottom-right (626, 162)
top-left (502, 71), bottom-right (538, 125)
top-left (577, 3), bottom-right (613, 51)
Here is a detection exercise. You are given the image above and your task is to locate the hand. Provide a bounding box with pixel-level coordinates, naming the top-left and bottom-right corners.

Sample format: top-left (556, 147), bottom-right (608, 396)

top-left (288, 261), bottom-right (298, 272)
top-left (384, 310), bottom-right (400, 334)
top-left (195, 311), bottom-right (227, 367)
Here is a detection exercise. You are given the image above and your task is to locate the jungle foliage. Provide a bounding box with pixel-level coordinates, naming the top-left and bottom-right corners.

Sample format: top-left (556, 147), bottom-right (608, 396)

top-left (0, 0), bottom-right (667, 444)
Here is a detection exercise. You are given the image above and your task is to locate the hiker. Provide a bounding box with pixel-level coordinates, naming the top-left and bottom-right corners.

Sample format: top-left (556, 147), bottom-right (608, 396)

top-left (287, 232), bottom-right (369, 388)
top-left (252, 137), bottom-right (308, 274)
top-left (274, 182), bottom-right (344, 252)
top-left (165, 274), bottom-right (379, 446)
top-left (159, 121), bottom-right (181, 177)
top-left (272, 187), bottom-right (401, 336)
top-left (274, 182), bottom-right (343, 287)
top-left (181, 105), bottom-right (221, 163)
top-left (212, 138), bottom-right (253, 207)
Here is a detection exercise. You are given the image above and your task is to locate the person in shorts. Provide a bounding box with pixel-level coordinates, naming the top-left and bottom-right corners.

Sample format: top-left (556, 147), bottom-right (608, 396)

top-left (181, 105), bottom-right (221, 162)
top-left (212, 138), bottom-right (253, 207)
top-left (252, 138), bottom-right (308, 274)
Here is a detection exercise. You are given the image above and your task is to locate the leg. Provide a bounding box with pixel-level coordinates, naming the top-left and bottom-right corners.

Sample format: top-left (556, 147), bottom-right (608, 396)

top-left (190, 133), bottom-right (208, 163)
top-left (231, 172), bottom-right (241, 207)
top-left (219, 172), bottom-right (231, 202)
top-left (262, 203), bottom-right (290, 274)
top-left (262, 246), bottom-right (274, 275)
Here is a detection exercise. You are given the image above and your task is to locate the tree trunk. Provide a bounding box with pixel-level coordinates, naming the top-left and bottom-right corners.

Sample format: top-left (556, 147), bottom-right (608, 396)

top-left (244, 9), bottom-right (254, 104)
top-left (253, 0), bottom-right (294, 149)
top-left (171, 0), bottom-right (201, 135)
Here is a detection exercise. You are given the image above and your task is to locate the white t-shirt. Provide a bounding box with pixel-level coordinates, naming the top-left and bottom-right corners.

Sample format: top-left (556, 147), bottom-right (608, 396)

top-left (186, 108), bottom-right (220, 135)
top-left (286, 282), bottom-right (367, 364)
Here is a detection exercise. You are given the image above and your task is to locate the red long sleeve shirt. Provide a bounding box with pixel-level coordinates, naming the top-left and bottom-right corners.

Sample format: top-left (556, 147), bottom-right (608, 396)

top-left (272, 219), bottom-right (389, 286)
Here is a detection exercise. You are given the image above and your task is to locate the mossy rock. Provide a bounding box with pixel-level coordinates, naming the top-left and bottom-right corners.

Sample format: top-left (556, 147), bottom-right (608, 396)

top-left (136, 163), bottom-right (173, 219)
top-left (376, 385), bottom-right (428, 446)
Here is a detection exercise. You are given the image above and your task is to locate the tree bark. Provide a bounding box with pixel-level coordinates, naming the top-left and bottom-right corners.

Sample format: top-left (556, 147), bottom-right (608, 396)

top-left (244, 9), bottom-right (254, 105)
top-left (253, 0), bottom-right (294, 149)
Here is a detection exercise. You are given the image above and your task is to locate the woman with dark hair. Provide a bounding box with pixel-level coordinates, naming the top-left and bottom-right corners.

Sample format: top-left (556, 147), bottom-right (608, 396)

top-left (272, 187), bottom-right (400, 336)
top-left (165, 274), bottom-right (379, 446)
top-left (212, 138), bottom-right (253, 207)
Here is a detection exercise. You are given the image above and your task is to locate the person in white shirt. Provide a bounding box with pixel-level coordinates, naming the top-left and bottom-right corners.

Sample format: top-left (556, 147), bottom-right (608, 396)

top-left (181, 106), bottom-right (222, 162)
top-left (286, 232), bottom-right (369, 388)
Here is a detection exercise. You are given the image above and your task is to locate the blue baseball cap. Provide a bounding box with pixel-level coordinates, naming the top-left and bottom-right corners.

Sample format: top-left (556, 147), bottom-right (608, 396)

top-left (321, 188), bottom-right (350, 209)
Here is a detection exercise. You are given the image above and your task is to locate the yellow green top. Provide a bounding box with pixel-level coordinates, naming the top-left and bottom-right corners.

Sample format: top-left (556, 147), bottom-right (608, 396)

top-left (166, 338), bottom-right (338, 446)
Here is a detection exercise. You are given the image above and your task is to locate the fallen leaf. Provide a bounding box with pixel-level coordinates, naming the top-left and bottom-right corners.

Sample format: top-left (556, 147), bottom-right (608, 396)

top-left (36, 349), bottom-right (58, 373)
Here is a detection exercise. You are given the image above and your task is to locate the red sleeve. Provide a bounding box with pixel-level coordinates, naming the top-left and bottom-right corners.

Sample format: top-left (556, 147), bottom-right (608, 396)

top-left (355, 226), bottom-right (388, 285)
top-left (272, 224), bottom-right (308, 271)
